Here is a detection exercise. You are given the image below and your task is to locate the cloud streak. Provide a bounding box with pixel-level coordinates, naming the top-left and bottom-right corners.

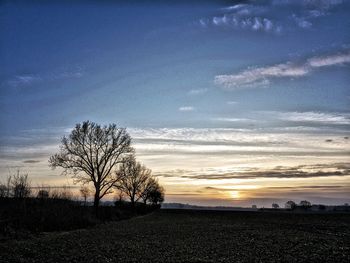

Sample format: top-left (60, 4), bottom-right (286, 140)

top-left (5, 68), bottom-right (84, 88)
top-left (277, 111), bottom-right (350, 125)
top-left (215, 50), bottom-right (350, 89)
top-left (158, 163), bottom-right (350, 180)
top-left (198, 0), bottom-right (346, 34)
top-left (179, 106), bottom-right (195, 112)
top-left (188, 88), bottom-right (208, 95)
top-left (199, 3), bottom-right (280, 34)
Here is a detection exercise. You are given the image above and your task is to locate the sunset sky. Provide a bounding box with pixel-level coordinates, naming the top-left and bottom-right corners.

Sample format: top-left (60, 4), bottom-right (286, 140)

top-left (1, 0), bottom-right (349, 207)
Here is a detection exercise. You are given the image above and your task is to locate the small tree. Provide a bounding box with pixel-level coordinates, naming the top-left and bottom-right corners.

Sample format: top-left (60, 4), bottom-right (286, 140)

top-left (80, 186), bottom-right (91, 206)
top-left (272, 203), bottom-right (279, 209)
top-left (299, 200), bottom-right (311, 209)
top-left (49, 121), bottom-right (134, 213)
top-left (285, 200), bottom-right (296, 210)
top-left (140, 177), bottom-right (158, 204)
top-left (149, 185), bottom-right (164, 205)
top-left (50, 186), bottom-right (72, 200)
top-left (115, 155), bottom-right (151, 206)
top-left (11, 171), bottom-right (31, 198)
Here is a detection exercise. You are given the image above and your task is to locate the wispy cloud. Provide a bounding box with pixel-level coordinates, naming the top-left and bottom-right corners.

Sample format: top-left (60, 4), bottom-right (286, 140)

top-left (188, 88), bottom-right (208, 95)
top-left (198, 0), bottom-right (345, 34)
top-left (179, 106), bottom-right (195, 112)
top-left (212, 117), bottom-right (253, 123)
top-left (5, 67), bottom-right (84, 88)
top-left (277, 111), bottom-right (350, 125)
top-left (23, 160), bottom-right (41, 164)
top-left (307, 52), bottom-right (350, 67)
top-left (215, 50), bottom-right (350, 89)
top-left (198, 4), bottom-right (280, 34)
top-left (7, 75), bottom-right (41, 87)
top-left (158, 163), bottom-right (350, 180)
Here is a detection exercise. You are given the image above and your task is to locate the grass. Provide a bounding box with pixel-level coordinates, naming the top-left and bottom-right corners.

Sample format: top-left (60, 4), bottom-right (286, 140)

top-left (0, 209), bottom-right (349, 262)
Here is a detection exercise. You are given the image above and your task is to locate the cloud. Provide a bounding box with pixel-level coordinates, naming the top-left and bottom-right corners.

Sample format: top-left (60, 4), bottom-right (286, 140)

top-left (179, 106), bottom-right (195, 112)
top-left (204, 184), bottom-right (347, 192)
top-left (188, 88), bottom-right (208, 95)
top-left (5, 67), bottom-right (84, 88)
top-left (212, 117), bottom-right (253, 122)
top-left (199, 13), bottom-right (280, 34)
top-left (198, 0), bottom-right (346, 34)
top-left (273, 0), bottom-right (344, 9)
top-left (215, 50), bottom-right (350, 89)
top-left (307, 52), bottom-right (350, 67)
top-left (277, 111), bottom-right (350, 125)
top-left (7, 75), bottom-right (41, 87)
top-left (23, 160), bottom-right (41, 164)
top-left (227, 101), bottom-right (238, 105)
top-left (291, 14), bottom-right (313, 29)
top-left (158, 163), bottom-right (350, 180)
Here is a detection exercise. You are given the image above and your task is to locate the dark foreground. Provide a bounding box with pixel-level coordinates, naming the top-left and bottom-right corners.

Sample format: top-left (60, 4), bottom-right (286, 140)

top-left (0, 209), bottom-right (349, 262)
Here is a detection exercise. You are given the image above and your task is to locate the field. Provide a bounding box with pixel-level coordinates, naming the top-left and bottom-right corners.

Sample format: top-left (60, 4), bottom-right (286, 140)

top-left (0, 209), bottom-right (349, 262)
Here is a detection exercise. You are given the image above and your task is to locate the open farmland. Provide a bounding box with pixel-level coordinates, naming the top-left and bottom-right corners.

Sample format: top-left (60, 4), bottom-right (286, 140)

top-left (0, 209), bottom-right (349, 263)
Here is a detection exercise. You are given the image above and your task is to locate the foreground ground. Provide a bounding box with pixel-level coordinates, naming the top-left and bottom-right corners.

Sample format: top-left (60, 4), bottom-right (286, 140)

top-left (0, 209), bottom-right (349, 262)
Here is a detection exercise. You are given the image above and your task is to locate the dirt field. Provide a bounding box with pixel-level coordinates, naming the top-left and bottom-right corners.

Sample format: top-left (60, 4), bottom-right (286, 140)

top-left (0, 209), bottom-right (349, 262)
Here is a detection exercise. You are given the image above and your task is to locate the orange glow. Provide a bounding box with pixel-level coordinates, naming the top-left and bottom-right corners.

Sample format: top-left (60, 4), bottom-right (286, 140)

top-left (229, 191), bottom-right (240, 199)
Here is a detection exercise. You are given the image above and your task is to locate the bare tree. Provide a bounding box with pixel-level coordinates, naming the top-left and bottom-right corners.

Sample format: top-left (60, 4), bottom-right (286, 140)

top-left (80, 185), bottom-right (91, 206)
top-left (272, 203), bottom-right (279, 209)
top-left (115, 189), bottom-right (125, 202)
top-left (285, 200), bottom-right (296, 210)
top-left (49, 121), bottom-right (133, 212)
top-left (115, 155), bottom-right (151, 206)
top-left (11, 170), bottom-right (31, 198)
top-left (140, 177), bottom-right (158, 204)
top-left (149, 185), bottom-right (165, 205)
top-left (299, 200), bottom-right (311, 209)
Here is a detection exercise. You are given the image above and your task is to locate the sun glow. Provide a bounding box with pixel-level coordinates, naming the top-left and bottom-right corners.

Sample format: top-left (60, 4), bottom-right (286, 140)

top-left (229, 191), bottom-right (240, 199)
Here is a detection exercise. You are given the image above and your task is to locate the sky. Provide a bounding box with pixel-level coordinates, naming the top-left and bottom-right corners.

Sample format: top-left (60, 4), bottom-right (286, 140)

top-left (0, 0), bottom-right (349, 207)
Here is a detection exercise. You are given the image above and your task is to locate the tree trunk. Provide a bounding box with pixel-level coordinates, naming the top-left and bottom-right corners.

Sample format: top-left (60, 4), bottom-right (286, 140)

top-left (94, 188), bottom-right (100, 217)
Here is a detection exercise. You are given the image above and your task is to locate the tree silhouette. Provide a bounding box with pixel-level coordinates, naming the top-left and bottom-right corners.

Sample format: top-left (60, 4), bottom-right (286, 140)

top-left (285, 200), bottom-right (296, 210)
top-left (140, 177), bottom-right (158, 204)
top-left (11, 171), bottom-right (31, 198)
top-left (299, 200), bottom-right (311, 209)
top-left (49, 121), bottom-right (133, 213)
top-left (115, 155), bottom-right (151, 206)
top-left (149, 185), bottom-right (164, 205)
top-left (272, 203), bottom-right (279, 209)
top-left (80, 186), bottom-right (91, 206)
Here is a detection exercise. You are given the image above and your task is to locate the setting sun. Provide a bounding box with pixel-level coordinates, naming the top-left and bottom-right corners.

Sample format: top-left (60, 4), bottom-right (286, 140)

top-left (230, 191), bottom-right (240, 199)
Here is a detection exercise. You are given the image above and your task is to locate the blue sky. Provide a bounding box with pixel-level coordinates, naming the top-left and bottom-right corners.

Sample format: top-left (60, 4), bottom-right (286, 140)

top-left (1, 0), bottom-right (349, 206)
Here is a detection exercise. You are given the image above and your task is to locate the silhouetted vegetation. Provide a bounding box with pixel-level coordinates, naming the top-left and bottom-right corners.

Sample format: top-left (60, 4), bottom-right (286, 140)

top-left (48, 120), bottom-right (164, 216)
top-left (0, 194), bottom-right (159, 241)
top-left (115, 155), bottom-right (164, 206)
top-left (49, 121), bottom-right (134, 213)
top-left (0, 121), bottom-right (165, 241)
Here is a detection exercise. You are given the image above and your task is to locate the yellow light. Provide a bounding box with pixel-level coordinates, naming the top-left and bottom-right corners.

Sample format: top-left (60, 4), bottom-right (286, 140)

top-left (230, 191), bottom-right (240, 199)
